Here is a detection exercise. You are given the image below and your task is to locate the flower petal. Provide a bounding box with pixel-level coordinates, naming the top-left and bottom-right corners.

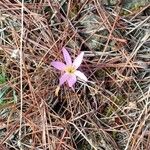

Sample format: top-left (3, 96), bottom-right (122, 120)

top-left (62, 47), bottom-right (72, 65)
top-left (67, 75), bottom-right (76, 87)
top-left (73, 52), bottom-right (84, 69)
top-left (59, 73), bottom-right (70, 86)
top-left (74, 70), bottom-right (87, 81)
top-left (51, 61), bottom-right (66, 70)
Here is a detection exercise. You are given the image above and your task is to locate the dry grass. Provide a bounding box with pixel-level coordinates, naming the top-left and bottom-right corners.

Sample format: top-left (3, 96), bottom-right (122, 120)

top-left (0, 0), bottom-right (150, 150)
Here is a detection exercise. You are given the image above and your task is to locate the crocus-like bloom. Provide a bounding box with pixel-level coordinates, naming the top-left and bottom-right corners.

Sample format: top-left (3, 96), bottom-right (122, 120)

top-left (51, 48), bottom-right (87, 88)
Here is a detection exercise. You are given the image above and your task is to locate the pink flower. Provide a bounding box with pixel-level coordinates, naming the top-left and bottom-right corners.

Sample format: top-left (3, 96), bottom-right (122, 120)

top-left (51, 48), bottom-right (87, 88)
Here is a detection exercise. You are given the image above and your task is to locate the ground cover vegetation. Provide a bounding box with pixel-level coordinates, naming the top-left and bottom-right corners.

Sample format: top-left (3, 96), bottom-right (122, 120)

top-left (0, 0), bottom-right (150, 149)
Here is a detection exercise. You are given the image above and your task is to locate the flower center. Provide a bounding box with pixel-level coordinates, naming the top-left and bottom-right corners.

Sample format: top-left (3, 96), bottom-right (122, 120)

top-left (65, 66), bottom-right (76, 74)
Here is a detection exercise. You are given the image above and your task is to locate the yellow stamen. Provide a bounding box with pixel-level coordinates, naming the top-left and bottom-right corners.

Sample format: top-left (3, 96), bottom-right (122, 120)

top-left (65, 66), bottom-right (76, 74)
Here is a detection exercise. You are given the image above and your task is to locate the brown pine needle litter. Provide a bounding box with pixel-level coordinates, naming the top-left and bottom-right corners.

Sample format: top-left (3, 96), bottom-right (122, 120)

top-left (0, 0), bottom-right (150, 150)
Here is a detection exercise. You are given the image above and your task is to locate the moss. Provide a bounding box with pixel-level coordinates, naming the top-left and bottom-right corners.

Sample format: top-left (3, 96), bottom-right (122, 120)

top-left (95, 69), bottom-right (106, 78)
top-left (0, 73), bottom-right (6, 84)
top-left (0, 66), bottom-right (7, 84)
top-left (105, 94), bottom-right (126, 117)
top-left (69, 4), bottom-right (80, 19)
top-left (121, 0), bottom-right (149, 16)
top-left (0, 65), bottom-right (17, 105)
